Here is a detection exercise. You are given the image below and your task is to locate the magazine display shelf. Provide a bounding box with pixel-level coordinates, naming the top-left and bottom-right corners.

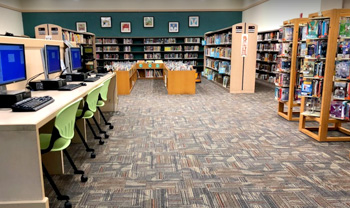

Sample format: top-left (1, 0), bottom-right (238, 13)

top-left (277, 18), bottom-right (309, 121)
top-left (299, 9), bottom-right (350, 142)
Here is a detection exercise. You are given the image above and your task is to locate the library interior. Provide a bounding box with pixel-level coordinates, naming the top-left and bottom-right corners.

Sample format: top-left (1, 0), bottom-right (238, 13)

top-left (3, 0), bottom-right (350, 207)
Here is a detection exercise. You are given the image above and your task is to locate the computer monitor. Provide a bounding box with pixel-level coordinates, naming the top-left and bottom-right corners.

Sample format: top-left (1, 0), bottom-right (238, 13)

top-left (70, 47), bottom-right (82, 72)
top-left (0, 43), bottom-right (26, 93)
top-left (41, 44), bottom-right (61, 80)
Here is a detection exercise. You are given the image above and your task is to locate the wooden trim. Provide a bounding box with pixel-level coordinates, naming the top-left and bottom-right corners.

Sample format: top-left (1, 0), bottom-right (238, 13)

top-left (0, 3), bottom-right (21, 12)
top-left (242, 0), bottom-right (269, 11)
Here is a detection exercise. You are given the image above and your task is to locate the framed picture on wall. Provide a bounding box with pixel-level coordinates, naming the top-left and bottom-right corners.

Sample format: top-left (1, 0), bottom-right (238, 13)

top-left (121, 22), bottom-right (131, 33)
top-left (189, 16), bottom-right (199, 27)
top-left (169, 22), bottom-right (179, 33)
top-left (101, 17), bottom-right (112, 28)
top-left (144, 16), bottom-right (154, 28)
top-left (76, 22), bottom-right (87, 32)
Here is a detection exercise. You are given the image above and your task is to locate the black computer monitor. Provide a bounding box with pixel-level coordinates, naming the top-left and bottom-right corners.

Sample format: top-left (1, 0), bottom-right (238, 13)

top-left (0, 43), bottom-right (26, 92)
top-left (45, 45), bottom-right (61, 74)
top-left (71, 47), bottom-right (82, 72)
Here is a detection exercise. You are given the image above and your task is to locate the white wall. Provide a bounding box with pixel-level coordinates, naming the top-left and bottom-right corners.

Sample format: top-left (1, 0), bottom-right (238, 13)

top-left (321, 0), bottom-right (343, 10)
top-left (19, 0), bottom-right (244, 11)
top-left (0, 6), bottom-right (23, 35)
top-left (243, 0), bottom-right (322, 31)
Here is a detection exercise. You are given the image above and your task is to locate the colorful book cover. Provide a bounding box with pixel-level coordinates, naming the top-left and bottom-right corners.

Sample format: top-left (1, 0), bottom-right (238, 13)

top-left (303, 61), bottom-right (315, 77)
top-left (335, 61), bottom-right (350, 79)
top-left (339, 18), bottom-right (350, 37)
top-left (337, 40), bottom-right (350, 58)
top-left (330, 101), bottom-right (344, 118)
top-left (301, 80), bottom-right (313, 96)
top-left (333, 82), bottom-right (347, 99)
top-left (308, 20), bottom-right (318, 38)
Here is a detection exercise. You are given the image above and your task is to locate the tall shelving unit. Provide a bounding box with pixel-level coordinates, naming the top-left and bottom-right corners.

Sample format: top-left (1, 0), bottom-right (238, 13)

top-left (203, 23), bottom-right (258, 93)
top-left (34, 24), bottom-right (97, 71)
top-left (256, 29), bottom-right (280, 85)
top-left (299, 9), bottom-right (350, 142)
top-left (95, 36), bottom-right (204, 72)
top-left (276, 18), bottom-right (309, 121)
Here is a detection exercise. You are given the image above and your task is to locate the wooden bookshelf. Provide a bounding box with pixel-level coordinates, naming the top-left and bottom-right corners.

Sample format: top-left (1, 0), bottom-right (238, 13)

top-left (256, 29), bottom-right (280, 85)
top-left (95, 36), bottom-right (203, 72)
top-left (116, 62), bottom-right (195, 95)
top-left (276, 18), bottom-right (309, 121)
top-left (203, 23), bottom-right (258, 93)
top-left (34, 24), bottom-right (97, 71)
top-left (299, 9), bottom-right (350, 142)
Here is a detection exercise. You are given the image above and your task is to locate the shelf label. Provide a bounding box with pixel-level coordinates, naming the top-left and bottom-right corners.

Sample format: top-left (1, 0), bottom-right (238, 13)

top-left (148, 64), bottom-right (152, 68)
top-left (156, 64), bottom-right (160, 68)
top-left (236, 26), bottom-right (243, 33)
top-left (241, 34), bottom-right (248, 57)
top-left (139, 64), bottom-right (143, 68)
top-left (248, 26), bottom-right (255, 33)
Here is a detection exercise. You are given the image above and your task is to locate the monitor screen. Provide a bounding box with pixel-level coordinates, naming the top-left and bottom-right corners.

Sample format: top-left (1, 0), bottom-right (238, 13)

top-left (71, 47), bottom-right (82, 71)
top-left (45, 45), bottom-right (61, 74)
top-left (0, 44), bottom-right (26, 86)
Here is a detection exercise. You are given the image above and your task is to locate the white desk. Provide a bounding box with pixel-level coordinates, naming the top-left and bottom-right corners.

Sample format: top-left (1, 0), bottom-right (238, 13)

top-left (0, 73), bottom-right (117, 208)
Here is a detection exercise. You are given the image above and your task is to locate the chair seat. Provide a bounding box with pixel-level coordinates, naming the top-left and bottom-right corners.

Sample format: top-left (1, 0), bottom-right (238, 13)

top-left (76, 109), bottom-right (94, 119)
top-left (97, 100), bottom-right (105, 107)
top-left (40, 134), bottom-right (71, 151)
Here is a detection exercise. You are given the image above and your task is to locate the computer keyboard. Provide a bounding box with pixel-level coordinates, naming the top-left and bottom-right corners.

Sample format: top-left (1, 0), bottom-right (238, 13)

top-left (96, 73), bottom-right (107, 77)
top-left (84, 77), bottom-right (100, 82)
top-left (12, 96), bottom-right (54, 112)
top-left (58, 84), bottom-right (82, 91)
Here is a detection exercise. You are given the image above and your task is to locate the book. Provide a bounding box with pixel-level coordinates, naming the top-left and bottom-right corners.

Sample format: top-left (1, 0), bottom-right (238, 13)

top-left (283, 27), bottom-right (293, 41)
top-left (303, 61), bottom-right (315, 77)
top-left (306, 41), bottom-right (317, 58)
top-left (333, 82), bottom-right (347, 99)
top-left (308, 20), bottom-right (318, 38)
top-left (337, 40), bottom-right (350, 58)
top-left (330, 101), bottom-right (345, 118)
top-left (317, 40), bottom-right (327, 58)
top-left (301, 80), bottom-right (313, 96)
top-left (335, 61), bottom-right (350, 79)
top-left (339, 17), bottom-right (350, 37)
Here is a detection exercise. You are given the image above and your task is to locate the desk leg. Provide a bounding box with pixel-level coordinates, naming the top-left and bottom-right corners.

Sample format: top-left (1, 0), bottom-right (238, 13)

top-left (0, 128), bottom-right (49, 208)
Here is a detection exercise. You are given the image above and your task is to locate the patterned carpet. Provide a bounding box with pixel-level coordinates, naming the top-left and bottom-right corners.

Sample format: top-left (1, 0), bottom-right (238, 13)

top-left (46, 79), bottom-right (350, 208)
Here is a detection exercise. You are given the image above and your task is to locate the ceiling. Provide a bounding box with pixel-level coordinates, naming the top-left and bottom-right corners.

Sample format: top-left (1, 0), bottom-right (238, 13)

top-left (0, 0), bottom-right (267, 12)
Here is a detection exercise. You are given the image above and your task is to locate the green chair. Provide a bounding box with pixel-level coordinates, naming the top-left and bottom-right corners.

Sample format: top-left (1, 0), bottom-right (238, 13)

top-left (76, 85), bottom-right (106, 146)
top-left (96, 78), bottom-right (114, 132)
top-left (40, 98), bottom-right (87, 208)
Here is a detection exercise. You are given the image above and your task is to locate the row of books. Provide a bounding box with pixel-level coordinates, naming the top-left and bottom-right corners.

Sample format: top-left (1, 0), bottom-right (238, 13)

top-left (62, 31), bottom-right (91, 44)
top-left (305, 40), bottom-right (327, 58)
top-left (184, 53), bottom-right (198, 59)
top-left (164, 46), bottom-right (182, 51)
top-left (145, 70), bottom-right (154, 78)
top-left (185, 38), bottom-right (201, 43)
top-left (103, 54), bottom-right (119, 59)
top-left (183, 61), bottom-right (197, 65)
top-left (277, 59), bottom-right (291, 71)
top-left (164, 61), bottom-right (192, 71)
top-left (184, 46), bottom-right (199, 51)
top-left (297, 42), bottom-right (307, 57)
top-left (205, 32), bottom-right (232, 45)
top-left (205, 47), bottom-right (231, 58)
top-left (257, 43), bottom-right (281, 51)
top-left (206, 69), bottom-right (230, 87)
top-left (257, 31), bottom-right (281, 41)
top-left (275, 73), bottom-right (290, 87)
top-left (307, 19), bottom-right (329, 39)
top-left (275, 87), bottom-right (289, 101)
top-left (256, 62), bottom-right (277, 72)
top-left (124, 46), bottom-right (131, 52)
top-left (298, 25), bottom-right (308, 41)
top-left (124, 54), bottom-right (134, 59)
top-left (112, 61), bottom-right (136, 71)
top-left (164, 53), bottom-right (183, 59)
top-left (282, 27), bottom-right (293, 41)
top-left (257, 53), bottom-right (278, 62)
top-left (280, 42), bottom-right (292, 56)
top-left (302, 61), bottom-right (325, 77)
top-left (144, 53), bottom-right (161, 59)
top-left (144, 38), bottom-right (164, 44)
top-left (102, 46), bottom-right (120, 52)
top-left (144, 46), bottom-right (161, 52)
top-left (301, 79), bottom-right (323, 97)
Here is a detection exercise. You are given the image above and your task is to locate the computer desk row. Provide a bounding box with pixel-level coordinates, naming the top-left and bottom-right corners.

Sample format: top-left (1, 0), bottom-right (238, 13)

top-left (0, 72), bottom-right (117, 208)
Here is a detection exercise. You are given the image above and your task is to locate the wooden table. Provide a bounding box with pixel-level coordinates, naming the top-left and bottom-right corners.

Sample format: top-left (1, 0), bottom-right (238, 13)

top-left (0, 73), bottom-right (117, 208)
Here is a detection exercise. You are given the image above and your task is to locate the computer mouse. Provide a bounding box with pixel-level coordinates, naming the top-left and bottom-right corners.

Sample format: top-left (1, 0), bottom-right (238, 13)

top-left (80, 82), bottom-right (87, 86)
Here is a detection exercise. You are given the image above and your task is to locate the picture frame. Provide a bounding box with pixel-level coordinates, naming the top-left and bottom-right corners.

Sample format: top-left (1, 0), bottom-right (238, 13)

top-left (76, 22), bottom-right (87, 32)
top-left (101, 17), bottom-right (112, 28)
top-left (169, 22), bottom-right (179, 33)
top-left (143, 16), bottom-right (154, 28)
top-left (121, 22), bottom-right (131, 33)
top-left (189, 16), bottom-right (199, 27)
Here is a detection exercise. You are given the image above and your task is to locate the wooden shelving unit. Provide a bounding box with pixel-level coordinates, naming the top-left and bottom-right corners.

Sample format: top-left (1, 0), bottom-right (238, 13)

top-left (34, 24), bottom-right (97, 71)
top-left (256, 29), bottom-right (280, 84)
top-left (299, 9), bottom-right (350, 142)
top-left (276, 18), bottom-right (309, 121)
top-left (95, 36), bottom-right (203, 72)
top-left (203, 23), bottom-right (258, 93)
top-left (115, 62), bottom-right (195, 95)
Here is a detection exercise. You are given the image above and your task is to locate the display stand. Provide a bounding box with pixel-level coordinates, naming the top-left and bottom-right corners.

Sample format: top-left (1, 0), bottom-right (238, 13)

top-left (299, 9), bottom-right (350, 142)
top-left (277, 18), bottom-right (309, 121)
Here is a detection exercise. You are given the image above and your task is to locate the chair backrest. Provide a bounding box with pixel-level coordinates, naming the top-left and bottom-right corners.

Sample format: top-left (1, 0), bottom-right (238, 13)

top-left (55, 98), bottom-right (83, 140)
top-left (100, 78), bottom-right (111, 101)
top-left (86, 84), bottom-right (103, 112)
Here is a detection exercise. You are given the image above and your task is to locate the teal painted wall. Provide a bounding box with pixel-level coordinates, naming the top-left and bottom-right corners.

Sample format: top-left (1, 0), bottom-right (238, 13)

top-left (22, 12), bottom-right (242, 38)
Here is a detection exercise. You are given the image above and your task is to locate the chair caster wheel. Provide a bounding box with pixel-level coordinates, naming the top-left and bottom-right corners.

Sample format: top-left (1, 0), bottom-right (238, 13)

top-left (99, 140), bottom-right (104, 145)
top-left (104, 134), bottom-right (109, 139)
top-left (81, 175), bottom-right (88, 182)
top-left (95, 136), bottom-right (102, 140)
top-left (109, 125), bottom-right (114, 129)
top-left (91, 152), bottom-right (96, 158)
top-left (64, 201), bottom-right (72, 208)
